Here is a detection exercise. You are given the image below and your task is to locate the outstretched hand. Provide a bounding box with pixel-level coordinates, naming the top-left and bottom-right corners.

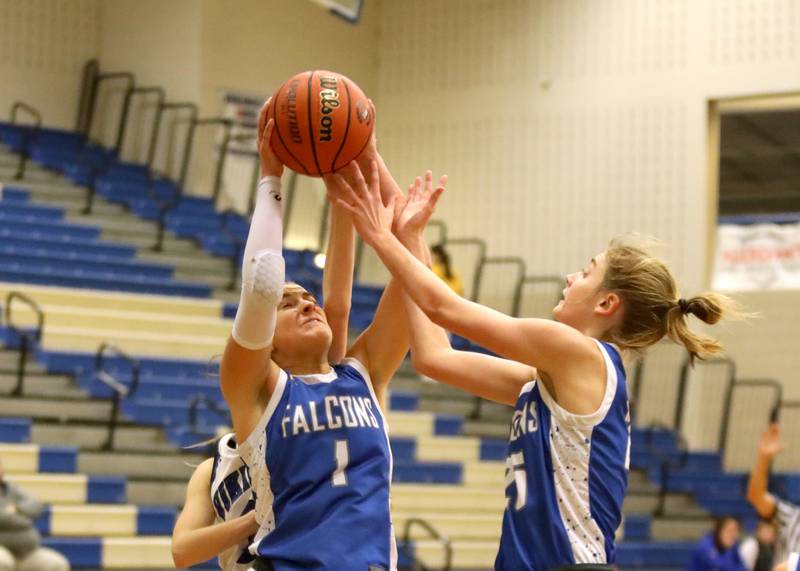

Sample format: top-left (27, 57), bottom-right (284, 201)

top-left (328, 161), bottom-right (396, 248)
top-left (395, 170), bottom-right (447, 242)
top-left (758, 423), bottom-right (784, 459)
top-left (257, 99), bottom-right (283, 178)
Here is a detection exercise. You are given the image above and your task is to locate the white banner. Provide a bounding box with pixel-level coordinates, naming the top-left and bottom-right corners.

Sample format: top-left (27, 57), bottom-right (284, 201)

top-left (713, 223), bottom-right (800, 291)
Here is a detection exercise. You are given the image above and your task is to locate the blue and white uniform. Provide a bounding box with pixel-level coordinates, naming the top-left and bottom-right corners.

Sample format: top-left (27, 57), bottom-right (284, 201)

top-left (787, 553), bottom-right (800, 571)
top-left (496, 340), bottom-right (630, 570)
top-left (210, 432), bottom-right (257, 571)
top-left (239, 358), bottom-right (396, 571)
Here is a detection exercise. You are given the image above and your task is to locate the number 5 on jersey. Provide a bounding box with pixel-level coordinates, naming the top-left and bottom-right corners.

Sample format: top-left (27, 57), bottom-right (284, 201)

top-left (332, 440), bottom-right (349, 487)
top-left (505, 451), bottom-right (526, 510)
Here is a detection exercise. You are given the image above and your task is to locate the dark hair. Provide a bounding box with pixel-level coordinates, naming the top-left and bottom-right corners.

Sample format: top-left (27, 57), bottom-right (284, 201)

top-left (713, 516), bottom-right (740, 550)
top-left (431, 244), bottom-right (453, 280)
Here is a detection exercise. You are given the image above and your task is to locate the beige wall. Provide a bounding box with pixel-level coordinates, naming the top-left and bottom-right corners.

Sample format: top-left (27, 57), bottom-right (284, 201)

top-left (0, 0), bottom-right (100, 129)
top-left (373, 0), bottom-right (800, 452)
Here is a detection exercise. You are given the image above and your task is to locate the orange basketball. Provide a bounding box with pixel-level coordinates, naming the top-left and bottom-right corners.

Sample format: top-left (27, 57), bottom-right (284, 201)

top-left (266, 70), bottom-right (374, 177)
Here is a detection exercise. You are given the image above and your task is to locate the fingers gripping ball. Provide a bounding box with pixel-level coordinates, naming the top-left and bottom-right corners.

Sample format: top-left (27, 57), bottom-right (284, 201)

top-left (266, 70), bottom-right (374, 177)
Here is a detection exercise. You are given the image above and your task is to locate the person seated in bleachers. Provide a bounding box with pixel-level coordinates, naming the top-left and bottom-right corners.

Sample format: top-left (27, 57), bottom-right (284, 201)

top-left (0, 458), bottom-right (70, 571)
top-left (688, 516), bottom-right (747, 571)
top-left (740, 520), bottom-right (777, 571)
top-left (773, 553), bottom-right (798, 571)
top-left (430, 243), bottom-right (464, 297)
top-left (747, 424), bottom-right (800, 565)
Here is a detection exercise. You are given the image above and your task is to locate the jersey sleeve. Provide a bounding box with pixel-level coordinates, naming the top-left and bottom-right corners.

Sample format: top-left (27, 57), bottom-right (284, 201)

top-left (776, 499), bottom-right (800, 550)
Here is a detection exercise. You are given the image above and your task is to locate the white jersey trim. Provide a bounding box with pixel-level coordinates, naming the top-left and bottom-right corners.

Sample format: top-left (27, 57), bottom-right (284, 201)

top-left (239, 369), bottom-right (287, 555)
top-left (788, 552), bottom-right (799, 571)
top-left (536, 339), bottom-right (618, 428)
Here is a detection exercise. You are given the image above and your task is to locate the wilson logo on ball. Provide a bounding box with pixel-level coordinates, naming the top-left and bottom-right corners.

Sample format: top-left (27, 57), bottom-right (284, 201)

top-left (318, 75), bottom-right (341, 143)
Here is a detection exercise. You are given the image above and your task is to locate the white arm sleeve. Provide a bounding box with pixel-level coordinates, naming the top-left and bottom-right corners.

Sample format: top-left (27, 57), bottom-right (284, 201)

top-left (231, 176), bottom-right (285, 350)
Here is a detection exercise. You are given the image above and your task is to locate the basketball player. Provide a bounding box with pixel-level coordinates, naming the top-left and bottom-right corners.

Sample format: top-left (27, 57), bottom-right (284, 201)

top-left (171, 98), bottom-right (360, 570)
top-left (330, 164), bottom-right (737, 570)
top-left (220, 100), bottom-right (410, 570)
top-left (747, 423), bottom-right (800, 565)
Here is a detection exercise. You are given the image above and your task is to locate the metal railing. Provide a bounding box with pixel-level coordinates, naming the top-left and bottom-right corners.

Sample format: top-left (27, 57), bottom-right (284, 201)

top-left (9, 101), bottom-right (43, 180)
top-left (219, 209), bottom-right (246, 291)
top-left (400, 517), bottom-right (452, 571)
top-left (3, 292), bottom-right (44, 397)
top-left (441, 237), bottom-right (487, 302)
top-left (148, 101), bottom-right (198, 174)
top-left (115, 86), bottom-right (166, 156)
top-left (188, 394), bottom-right (231, 436)
top-left (75, 59), bottom-right (100, 135)
top-left (474, 256), bottom-right (527, 316)
top-left (94, 343), bottom-right (140, 451)
top-left (718, 378), bottom-right (782, 463)
top-left (84, 70), bottom-right (136, 146)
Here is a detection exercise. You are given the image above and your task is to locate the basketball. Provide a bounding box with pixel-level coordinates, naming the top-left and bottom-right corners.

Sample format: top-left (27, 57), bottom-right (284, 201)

top-left (266, 70), bottom-right (374, 177)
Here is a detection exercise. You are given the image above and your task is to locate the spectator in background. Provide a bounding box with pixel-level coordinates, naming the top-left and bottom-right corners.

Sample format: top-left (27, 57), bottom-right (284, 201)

top-left (747, 424), bottom-right (800, 564)
top-left (687, 516), bottom-right (747, 571)
top-left (431, 244), bottom-right (464, 296)
top-left (0, 458), bottom-right (69, 571)
top-left (740, 520), bottom-right (777, 571)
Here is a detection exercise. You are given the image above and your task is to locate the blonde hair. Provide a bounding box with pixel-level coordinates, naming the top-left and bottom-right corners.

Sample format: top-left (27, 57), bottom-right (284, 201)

top-left (601, 237), bottom-right (738, 363)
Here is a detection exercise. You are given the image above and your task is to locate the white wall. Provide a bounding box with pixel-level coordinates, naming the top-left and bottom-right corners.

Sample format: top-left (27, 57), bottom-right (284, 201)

top-left (373, 0), bottom-right (800, 450)
top-left (0, 0), bottom-right (100, 129)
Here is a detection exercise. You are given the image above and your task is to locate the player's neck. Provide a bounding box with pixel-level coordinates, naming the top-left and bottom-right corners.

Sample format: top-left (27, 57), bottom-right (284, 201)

top-left (282, 355), bottom-right (332, 376)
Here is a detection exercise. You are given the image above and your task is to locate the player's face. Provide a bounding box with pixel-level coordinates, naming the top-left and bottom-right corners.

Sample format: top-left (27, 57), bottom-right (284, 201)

top-left (272, 286), bottom-right (333, 355)
top-left (552, 252), bottom-right (609, 329)
top-left (717, 518), bottom-right (740, 549)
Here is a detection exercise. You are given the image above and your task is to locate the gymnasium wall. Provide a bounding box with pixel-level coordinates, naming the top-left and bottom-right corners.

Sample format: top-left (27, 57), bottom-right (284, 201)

top-left (0, 0), bottom-right (100, 129)
top-left (372, 0), bottom-right (800, 451)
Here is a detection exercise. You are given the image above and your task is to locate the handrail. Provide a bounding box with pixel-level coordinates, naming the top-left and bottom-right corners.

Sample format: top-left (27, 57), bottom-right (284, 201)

top-left (94, 343), bottom-right (140, 451)
top-left (719, 378), bottom-right (783, 461)
top-left (401, 517), bottom-right (453, 571)
top-left (188, 394), bottom-right (231, 436)
top-left (76, 59), bottom-right (99, 134)
top-left (147, 102), bottom-right (198, 173)
top-left (4, 292), bottom-right (44, 397)
top-left (441, 237), bottom-right (487, 301)
top-left (518, 275), bottom-right (563, 317)
top-left (641, 422), bottom-right (690, 516)
top-left (9, 101), bottom-right (43, 180)
top-left (426, 220), bottom-right (448, 245)
top-left (85, 71), bottom-right (136, 145)
top-left (474, 256), bottom-right (527, 316)
top-left (219, 209), bottom-right (246, 290)
top-left (10, 102), bottom-right (42, 128)
top-left (674, 356), bottom-right (736, 433)
top-left (115, 86), bottom-right (166, 155)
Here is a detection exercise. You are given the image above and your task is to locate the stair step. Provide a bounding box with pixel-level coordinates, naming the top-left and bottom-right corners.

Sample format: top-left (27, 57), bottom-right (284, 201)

top-left (0, 371), bottom-right (86, 398)
top-left (78, 450), bottom-right (201, 479)
top-left (0, 396), bottom-right (113, 422)
top-left (126, 479), bottom-right (187, 507)
top-left (31, 422), bottom-right (174, 452)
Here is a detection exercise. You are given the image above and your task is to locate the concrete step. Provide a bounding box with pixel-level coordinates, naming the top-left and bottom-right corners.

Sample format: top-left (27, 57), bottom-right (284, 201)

top-left (0, 165), bottom-right (61, 182)
top-left (65, 212), bottom-right (159, 235)
top-left (651, 516), bottom-right (714, 541)
top-left (101, 231), bottom-right (199, 253)
top-left (31, 421), bottom-right (174, 452)
top-left (126, 479), bottom-right (187, 507)
top-left (0, 351), bottom-right (46, 374)
top-left (137, 251), bottom-right (231, 273)
top-left (212, 287), bottom-right (241, 304)
top-left (0, 371), bottom-right (86, 399)
top-left (78, 450), bottom-right (201, 479)
top-left (0, 396), bottom-right (113, 423)
top-left (463, 420), bottom-right (511, 440)
top-left (622, 491), bottom-right (706, 516)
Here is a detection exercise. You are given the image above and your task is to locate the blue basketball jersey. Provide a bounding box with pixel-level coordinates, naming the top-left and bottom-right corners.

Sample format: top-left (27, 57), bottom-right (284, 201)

top-left (210, 433), bottom-right (256, 571)
top-left (238, 358), bottom-right (396, 571)
top-left (495, 340), bottom-right (630, 570)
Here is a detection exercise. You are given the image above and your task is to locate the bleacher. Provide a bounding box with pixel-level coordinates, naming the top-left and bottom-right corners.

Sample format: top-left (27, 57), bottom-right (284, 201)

top-left (0, 67), bottom-right (798, 571)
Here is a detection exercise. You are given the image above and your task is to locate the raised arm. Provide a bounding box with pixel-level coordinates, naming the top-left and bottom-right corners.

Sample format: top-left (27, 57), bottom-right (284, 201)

top-left (171, 459), bottom-right (258, 569)
top-left (220, 103), bottom-right (282, 443)
top-left (331, 163), bottom-right (597, 379)
top-left (396, 173), bottom-right (535, 405)
top-left (321, 177), bottom-right (356, 365)
top-left (747, 423), bottom-right (782, 518)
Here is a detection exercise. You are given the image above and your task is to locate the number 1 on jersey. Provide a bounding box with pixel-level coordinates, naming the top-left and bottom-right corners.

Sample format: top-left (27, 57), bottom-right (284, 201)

top-left (332, 439), bottom-right (349, 487)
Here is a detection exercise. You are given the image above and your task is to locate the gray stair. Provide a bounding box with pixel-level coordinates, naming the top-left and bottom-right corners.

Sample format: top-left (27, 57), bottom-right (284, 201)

top-left (31, 421), bottom-right (174, 452)
top-left (126, 479), bottom-right (188, 507)
top-left (0, 351), bottom-right (46, 374)
top-left (78, 450), bottom-right (201, 479)
top-left (0, 371), bottom-right (86, 399)
top-left (651, 516), bottom-right (714, 541)
top-left (0, 396), bottom-right (113, 423)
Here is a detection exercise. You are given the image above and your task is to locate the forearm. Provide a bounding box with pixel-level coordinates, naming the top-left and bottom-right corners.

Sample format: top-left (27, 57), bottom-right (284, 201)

top-left (323, 204), bottom-right (355, 364)
top-left (172, 513), bottom-right (255, 568)
top-left (746, 454), bottom-right (775, 517)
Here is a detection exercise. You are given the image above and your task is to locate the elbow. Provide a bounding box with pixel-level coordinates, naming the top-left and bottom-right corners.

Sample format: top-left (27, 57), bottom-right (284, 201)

top-left (410, 350), bottom-right (434, 377)
top-left (171, 539), bottom-right (192, 569)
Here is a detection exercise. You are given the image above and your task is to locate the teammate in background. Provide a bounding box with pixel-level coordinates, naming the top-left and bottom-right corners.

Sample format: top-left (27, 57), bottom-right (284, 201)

top-left (172, 100), bottom-right (362, 570)
top-left (219, 101), bottom-right (410, 570)
top-left (747, 424), bottom-right (800, 565)
top-left (330, 164), bottom-right (738, 570)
